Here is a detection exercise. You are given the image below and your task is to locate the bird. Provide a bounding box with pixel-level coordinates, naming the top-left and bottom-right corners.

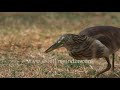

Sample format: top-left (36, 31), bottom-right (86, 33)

top-left (45, 26), bottom-right (120, 77)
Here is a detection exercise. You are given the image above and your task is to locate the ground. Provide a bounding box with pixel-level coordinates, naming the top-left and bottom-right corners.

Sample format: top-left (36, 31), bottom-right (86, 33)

top-left (0, 12), bottom-right (120, 78)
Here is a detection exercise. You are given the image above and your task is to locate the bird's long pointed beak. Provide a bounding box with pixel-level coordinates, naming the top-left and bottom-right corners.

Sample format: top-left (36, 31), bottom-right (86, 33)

top-left (44, 42), bottom-right (61, 53)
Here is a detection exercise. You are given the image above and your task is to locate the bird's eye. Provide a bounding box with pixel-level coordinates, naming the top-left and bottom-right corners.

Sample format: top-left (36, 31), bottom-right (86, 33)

top-left (57, 40), bottom-right (61, 43)
top-left (61, 36), bottom-right (65, 40)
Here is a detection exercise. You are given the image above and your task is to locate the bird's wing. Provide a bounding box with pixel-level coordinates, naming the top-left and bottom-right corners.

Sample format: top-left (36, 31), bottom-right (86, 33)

top-left (92, 34), bottom-right (113, 50)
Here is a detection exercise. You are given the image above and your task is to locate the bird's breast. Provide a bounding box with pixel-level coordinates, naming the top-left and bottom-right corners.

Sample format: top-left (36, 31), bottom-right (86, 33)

top-left (68, 40), bottom-right (109, 60)
top-left (69, 51), bottom-right (93, 60)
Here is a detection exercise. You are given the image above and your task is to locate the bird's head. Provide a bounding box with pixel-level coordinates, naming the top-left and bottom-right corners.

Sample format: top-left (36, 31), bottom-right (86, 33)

top-left (44, 34), bottom-right (87, 53)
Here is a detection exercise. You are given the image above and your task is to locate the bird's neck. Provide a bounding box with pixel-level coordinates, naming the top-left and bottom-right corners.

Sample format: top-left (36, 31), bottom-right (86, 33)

top-left (66, 36), bottom-right (95, 52)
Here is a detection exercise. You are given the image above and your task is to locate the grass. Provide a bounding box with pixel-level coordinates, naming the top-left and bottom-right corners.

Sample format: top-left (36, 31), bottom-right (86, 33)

top-left (0, 12), bottom-right (120, 78)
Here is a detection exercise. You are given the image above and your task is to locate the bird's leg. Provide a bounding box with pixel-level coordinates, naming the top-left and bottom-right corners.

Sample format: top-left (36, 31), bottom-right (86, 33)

top-left (94, 57), bottom-right (111, 78)
top-left (112, 53), bottom-right (115, 72)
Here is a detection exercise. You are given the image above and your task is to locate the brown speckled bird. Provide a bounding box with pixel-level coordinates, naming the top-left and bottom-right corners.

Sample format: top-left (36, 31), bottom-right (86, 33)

top-left (45, 26), bottom-right (120, 77)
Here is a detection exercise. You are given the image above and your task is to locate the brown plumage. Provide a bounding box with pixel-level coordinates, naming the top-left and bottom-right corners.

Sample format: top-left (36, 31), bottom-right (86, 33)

top-left (79, 26), bottom-right (120, 54)
top-left (45, 26), bottom-right (120, 77)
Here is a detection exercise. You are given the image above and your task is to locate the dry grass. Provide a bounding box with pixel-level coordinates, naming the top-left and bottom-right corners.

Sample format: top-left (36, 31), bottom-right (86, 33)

top-left (0, 12), bottom-right (120, 78)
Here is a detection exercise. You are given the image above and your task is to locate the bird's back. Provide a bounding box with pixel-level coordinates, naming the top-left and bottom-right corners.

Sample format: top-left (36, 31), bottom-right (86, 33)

top-left (79, 26), bottom-right (120, 53)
